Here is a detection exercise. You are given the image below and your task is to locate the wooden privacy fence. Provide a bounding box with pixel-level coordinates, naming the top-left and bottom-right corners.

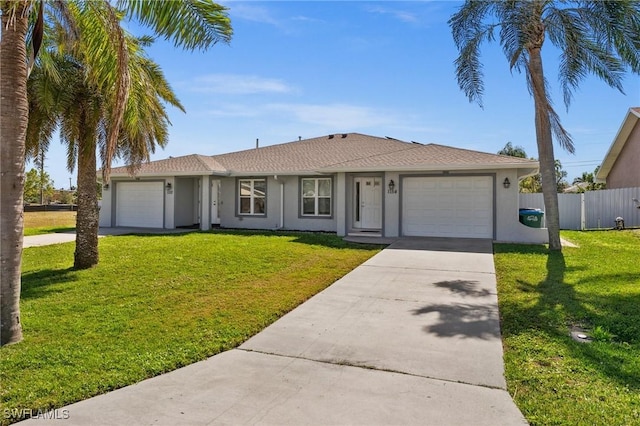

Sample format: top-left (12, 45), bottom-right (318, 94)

top-left (519, 187), bottom-right (640, 230)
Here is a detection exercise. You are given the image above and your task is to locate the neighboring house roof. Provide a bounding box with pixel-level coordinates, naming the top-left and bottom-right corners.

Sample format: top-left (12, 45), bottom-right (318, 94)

top-left (563, 182), bottom-right (590, 193)
top-left (108, 133), bottom-right (539, 177)
top-left (595, 107), bottom-right (640, 183)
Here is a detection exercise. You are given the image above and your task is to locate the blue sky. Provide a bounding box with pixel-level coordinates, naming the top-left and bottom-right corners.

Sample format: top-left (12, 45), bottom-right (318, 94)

top-left (39, 1), bottom-right (640, 189)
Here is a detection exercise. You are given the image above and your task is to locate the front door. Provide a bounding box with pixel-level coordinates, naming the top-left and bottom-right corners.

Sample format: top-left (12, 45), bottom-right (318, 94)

top-left (354, 177), bottom-right (382, 229)
top-left (211, 180), bottom-right (221, 225)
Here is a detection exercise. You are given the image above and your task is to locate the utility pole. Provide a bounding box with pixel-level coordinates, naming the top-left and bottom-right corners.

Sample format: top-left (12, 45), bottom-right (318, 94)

top-left (37, 150), bottom-right (45, 205)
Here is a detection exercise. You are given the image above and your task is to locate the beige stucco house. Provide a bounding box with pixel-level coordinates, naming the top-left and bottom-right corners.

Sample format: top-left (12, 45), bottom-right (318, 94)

top-left (99, 133), bottom-right (547, 243)
top-left (596, 107), bottom-right (640, 189)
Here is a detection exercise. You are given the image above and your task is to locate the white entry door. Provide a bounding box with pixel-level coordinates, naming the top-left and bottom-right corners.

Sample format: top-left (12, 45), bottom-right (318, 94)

top-left (354, 177), bottom-right (382, 229)
top-left (211, 180), bottom-right (221, 225)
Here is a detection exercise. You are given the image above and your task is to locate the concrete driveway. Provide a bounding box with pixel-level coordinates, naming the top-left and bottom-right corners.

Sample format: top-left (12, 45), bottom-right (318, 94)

top-left (26, 237), bottom-right (527, 425)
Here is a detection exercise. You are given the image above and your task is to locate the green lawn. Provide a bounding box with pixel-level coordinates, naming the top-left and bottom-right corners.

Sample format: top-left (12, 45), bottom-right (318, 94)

top-left (23, 211), bottom-right (76, 236)
top-left (0, 231), bottom-right (380, 424)
top-left (495, 230), bottom-right (640, 426)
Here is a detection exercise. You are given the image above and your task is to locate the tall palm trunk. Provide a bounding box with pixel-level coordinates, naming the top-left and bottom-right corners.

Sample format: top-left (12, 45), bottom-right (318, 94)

top-left (74, 124), bottom-right (99, 269)
top-left (528, 47), bottom-right (562, 251)
top-left (0, 3), bottom-right (29, 346)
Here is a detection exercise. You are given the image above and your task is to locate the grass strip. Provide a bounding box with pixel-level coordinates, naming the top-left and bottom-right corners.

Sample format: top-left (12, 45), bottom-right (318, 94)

top-left (1, 231), bottom-right (380, 424)
top-left (495, 230), bottom-right (640, 425)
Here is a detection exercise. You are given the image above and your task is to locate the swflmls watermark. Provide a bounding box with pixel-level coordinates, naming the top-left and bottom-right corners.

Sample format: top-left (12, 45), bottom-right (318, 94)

top-left (3, 408), bottom-right (70, 420)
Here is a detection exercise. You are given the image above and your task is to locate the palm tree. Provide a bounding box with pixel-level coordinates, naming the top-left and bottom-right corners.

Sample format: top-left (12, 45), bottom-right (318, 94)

top-left (1, 1), bottom-right (32, 347)
top-left (498, 142), bottom-right (528, 159)
top-left (449, 0), bottom-right (640, 251)
top-left (59, 36), bottom-right (183, 269)
top-left (572, 169), bottom-right (605, 191)
top-left (1, 0), bottom-right (232, 346)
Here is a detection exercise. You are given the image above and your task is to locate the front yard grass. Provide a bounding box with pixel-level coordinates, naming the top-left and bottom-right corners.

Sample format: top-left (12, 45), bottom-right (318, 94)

top-left (23, 211), bottom-right (76, 236)
top-left (0, 231), bottom-right (380, 424)
top-left (495, 230), bottom-right (640, 425)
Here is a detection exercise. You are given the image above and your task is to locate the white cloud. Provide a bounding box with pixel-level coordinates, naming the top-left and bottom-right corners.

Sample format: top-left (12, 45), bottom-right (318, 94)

top-left (365, 5), bottom-right (419, 24)
top-left (203, 103), bottom-right (263, 118)
top-left (188, 74), bottom-right (295, 95)
top-left (290, 15), bottom-right (324, 24)
top-left (224, 3), bottom-right (281, 26)
top-left (199, 101), bottom-right (442, 138)
top-left (266, 103), bottom-right (397, 129)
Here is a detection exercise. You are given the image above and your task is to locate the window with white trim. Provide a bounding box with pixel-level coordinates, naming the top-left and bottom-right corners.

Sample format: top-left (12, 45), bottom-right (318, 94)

top-left (301, 178), bottom-right (332, 216)
top-left (239, 179), bottom-right (266, 215)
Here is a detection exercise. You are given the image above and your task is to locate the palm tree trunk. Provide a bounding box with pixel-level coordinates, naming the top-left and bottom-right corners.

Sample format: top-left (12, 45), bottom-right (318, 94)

top-left (528, 47), bottom-right (562, 251)
top-left (74, 128), bottom-right (99, 269)
top-left (0, 3), bottom-right (29, 346)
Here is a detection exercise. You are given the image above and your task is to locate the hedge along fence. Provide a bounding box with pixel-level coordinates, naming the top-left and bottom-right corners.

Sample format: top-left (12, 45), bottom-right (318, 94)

top-left (24, 204), bottom-right (77, 212)
top-left (519, 187), bottom-right (640, 230)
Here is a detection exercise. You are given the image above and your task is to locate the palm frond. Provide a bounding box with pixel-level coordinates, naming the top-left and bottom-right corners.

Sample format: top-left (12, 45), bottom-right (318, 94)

top-left (547, 103), bottom-right (575, 154)
top-left (578, 0), bottom-right (640, 74)
top-left (546, 5), bottom-right (626, 108)
top-left (449, 1), bottom-right (498, 107)
top-left (495, 0), bottom-right (530, 72)
top-left (120, 0), bottom-right (232, 51)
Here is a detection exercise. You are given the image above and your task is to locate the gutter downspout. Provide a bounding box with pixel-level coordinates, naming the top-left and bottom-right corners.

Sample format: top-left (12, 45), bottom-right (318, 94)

top-left (274, 175), bottom-right (284, 229)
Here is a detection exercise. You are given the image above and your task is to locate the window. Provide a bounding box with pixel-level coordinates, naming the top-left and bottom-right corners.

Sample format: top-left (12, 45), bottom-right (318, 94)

top-left (239, 179), bottom-right (266, 215)
top-left (301, 178), bottom-right (332, 216)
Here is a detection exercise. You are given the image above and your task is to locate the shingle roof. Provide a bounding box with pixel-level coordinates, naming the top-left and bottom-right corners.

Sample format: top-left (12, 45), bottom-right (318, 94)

top-left (319, 142), bottom-right (537, 172)
top-left (109, 133), bottom-right (538, 177)
top-left (110, 154), bottom-right (227, 177)
top-left (212, 133), bottom-right (413, 175)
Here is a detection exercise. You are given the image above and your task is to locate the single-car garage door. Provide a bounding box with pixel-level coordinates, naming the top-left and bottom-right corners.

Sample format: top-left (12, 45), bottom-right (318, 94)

top-left (402, 176), bottom-right (493, 238)
top-left (116, 181), bottom-right (164, 228)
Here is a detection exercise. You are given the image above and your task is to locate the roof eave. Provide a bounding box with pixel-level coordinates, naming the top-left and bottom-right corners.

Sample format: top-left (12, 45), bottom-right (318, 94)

top-left (595, 108), bottom-right (640, 182)
top-left (105, 171), bottom-right (229, 178)
top-left (318, 162), bottom-right (539, 173)
top-left (226, 170), bottom-right (330, 177)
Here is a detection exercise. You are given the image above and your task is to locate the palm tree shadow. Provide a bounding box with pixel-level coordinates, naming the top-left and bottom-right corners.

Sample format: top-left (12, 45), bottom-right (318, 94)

top-left (412, 279), bottom-right (500, 340)
top-left (504, 248), bottom-right (640, 390)
top-left (412, 303), bottom-right (501, 340)
top-left (21, 267), bottom-right (77, 300)
top-left (433, 280), bottom-right (492, 298)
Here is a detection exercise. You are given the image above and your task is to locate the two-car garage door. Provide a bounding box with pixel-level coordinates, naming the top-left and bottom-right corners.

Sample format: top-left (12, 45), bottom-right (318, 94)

top-left (402, 176), bottom-right (493, 239)
top-left (115, 182), bottom-right (164, 228)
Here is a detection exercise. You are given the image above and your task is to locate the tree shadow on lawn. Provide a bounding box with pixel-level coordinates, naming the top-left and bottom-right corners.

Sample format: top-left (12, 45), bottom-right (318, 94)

top-left (118, 228), bottom-right (383, 250)
top-left (103, 226), bottom-right (385, 252)
top-left (498, 245), bottom-right (640, 390)
top-left (21, 267), bottom-right (78, 300)
top-left (215, 229), bottom-right (383, 250)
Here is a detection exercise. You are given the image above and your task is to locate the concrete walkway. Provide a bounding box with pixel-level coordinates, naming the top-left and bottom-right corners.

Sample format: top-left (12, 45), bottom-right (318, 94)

top-left (23, 227), bottom-right (195, 248)
top-left (26, 237), bottom-right (527, 425)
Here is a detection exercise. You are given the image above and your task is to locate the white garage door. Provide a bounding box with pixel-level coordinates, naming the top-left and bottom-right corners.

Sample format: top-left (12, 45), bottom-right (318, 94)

top-left (116, 182), bottom-right (164, 228)
top-left (402, 176), bottom-right (493, 238)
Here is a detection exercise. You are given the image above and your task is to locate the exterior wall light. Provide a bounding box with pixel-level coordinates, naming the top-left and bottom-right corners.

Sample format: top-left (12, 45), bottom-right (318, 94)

top-left (166, 182), bottom-right (172, 193)
top-left (503, 177), bottom-right (511, 189)
top-left (388, 179), bottom-right (397, 194)
top-left (103, 183), bottom-right (109, 190)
